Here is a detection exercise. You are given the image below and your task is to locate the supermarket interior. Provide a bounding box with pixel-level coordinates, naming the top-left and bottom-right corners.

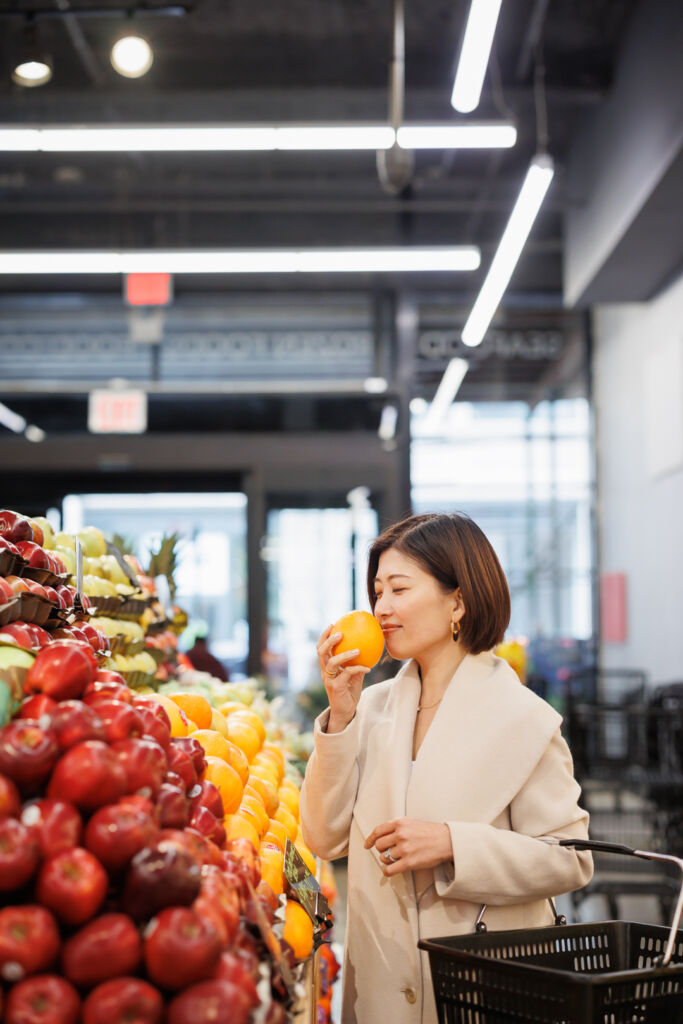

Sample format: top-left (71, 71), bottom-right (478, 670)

top-left (1, 0), bottom-right (683, 1021)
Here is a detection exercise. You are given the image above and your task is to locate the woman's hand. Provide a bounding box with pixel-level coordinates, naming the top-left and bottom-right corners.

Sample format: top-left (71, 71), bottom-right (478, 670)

top-left (364, 818), bottom-right (453, 876)
top-left (317, 624), bottom-right (370, 733)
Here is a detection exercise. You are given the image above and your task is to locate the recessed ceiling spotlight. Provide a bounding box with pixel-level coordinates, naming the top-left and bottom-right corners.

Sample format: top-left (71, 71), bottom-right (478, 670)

top-left (12, 24), bottom-right (53, 88)
top-left (110, 35), bottom-right (153, 79)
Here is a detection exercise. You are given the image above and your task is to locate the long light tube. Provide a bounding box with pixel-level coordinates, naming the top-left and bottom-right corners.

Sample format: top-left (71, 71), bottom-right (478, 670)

top-left (0, 247), bottom-right (481, 275)
top-left (0, 122), bottom-right (515, 153)
top-left (421, 358), bottom-right (469, 433)
top-left (451, 0), bottom-right (503, 113)
top-left (461, 154), bottom-right (554, 347)
top-left (0, 401), bottom-right (45, 442)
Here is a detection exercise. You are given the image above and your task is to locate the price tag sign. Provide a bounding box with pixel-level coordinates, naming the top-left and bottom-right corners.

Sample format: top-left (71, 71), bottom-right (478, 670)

top-left (283, 838), bottom-right (331, 930)
top-left (88, 390), bottom-right (147, 434)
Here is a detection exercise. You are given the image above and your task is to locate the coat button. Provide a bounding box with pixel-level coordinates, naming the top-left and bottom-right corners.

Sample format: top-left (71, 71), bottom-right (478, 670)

top-left (404, 987), bottom-right (417, 1004)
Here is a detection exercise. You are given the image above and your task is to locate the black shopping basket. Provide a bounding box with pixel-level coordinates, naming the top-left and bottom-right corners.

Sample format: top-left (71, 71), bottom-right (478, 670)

top-left (418, 839), bottom-right (683, 1023)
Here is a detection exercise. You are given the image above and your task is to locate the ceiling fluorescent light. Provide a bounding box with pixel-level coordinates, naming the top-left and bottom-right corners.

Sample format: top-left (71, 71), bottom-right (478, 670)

top-left (0, 246), bottom-right (481, 276)
top-left (0, 401), bottom-right (27, 433)
top-left (421, 358), bottom-right (469, 433)
top-left (451, 0), bottom-right (503, 113)
top-left (462, 154), bottom-right (554, 347)
top-left (378, 404), bottom-right (398, 441)
top-left (0, 122), bottom-right (515, 153)
top-left (397, 123), bottom-right (515, 149)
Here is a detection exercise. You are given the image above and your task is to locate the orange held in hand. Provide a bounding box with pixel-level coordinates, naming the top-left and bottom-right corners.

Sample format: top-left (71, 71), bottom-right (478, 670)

top-left (331, 610), bottom-right (385, 668)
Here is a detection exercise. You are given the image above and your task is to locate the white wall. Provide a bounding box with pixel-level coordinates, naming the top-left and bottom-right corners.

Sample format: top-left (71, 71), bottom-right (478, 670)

top-left (593, 272), bottom-right (683, 684)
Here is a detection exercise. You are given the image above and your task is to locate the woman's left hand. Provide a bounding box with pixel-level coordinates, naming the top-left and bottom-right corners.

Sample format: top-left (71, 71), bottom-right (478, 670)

top-left (364, 817), bottom-right (453, 876)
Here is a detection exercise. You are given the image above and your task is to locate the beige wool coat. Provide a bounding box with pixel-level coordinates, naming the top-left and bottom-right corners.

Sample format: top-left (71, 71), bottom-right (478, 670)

top-left (300, 651), bottom-right (593, 1024)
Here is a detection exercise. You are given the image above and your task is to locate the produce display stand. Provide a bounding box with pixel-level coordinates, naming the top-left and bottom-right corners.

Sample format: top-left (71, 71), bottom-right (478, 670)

top-left (420, 838), bottom-right (683, 1024)
top-left (0, 509), bottom-right (342, 1023)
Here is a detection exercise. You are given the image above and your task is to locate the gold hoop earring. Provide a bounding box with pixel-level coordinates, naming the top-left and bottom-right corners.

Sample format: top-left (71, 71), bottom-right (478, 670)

top-left (452, 621), bottom-right (460, 642)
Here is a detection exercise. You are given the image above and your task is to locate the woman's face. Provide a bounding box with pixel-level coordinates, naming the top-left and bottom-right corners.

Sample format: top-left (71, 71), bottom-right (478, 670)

top-left (373, 547), bottom-right (462, 663)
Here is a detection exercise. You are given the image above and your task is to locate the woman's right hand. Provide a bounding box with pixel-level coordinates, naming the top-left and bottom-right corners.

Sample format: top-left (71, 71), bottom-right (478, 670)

top-left (317, 625), bottom-right (370, 733)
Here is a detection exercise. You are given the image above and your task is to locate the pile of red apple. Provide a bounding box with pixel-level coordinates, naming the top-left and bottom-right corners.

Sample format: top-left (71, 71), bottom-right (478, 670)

top-left (0, 640), bottom-right (290, 1024)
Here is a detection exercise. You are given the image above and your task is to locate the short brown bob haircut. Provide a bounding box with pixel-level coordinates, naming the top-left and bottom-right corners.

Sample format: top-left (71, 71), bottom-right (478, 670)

top-left (366, 512), bottom-right (510, 655)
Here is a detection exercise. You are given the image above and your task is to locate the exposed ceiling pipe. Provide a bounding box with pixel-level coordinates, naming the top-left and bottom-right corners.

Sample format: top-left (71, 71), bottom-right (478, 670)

top-left (377, 0), bottom-right (415, 195)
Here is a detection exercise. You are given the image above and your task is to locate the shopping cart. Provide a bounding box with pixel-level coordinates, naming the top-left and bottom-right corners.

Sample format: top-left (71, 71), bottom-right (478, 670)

top-left (418, 839), bottom-right (683, 1023)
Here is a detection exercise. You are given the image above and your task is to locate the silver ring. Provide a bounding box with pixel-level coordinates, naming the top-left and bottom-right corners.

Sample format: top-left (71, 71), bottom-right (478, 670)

top-left (384, 849), bottom-right (397, 863)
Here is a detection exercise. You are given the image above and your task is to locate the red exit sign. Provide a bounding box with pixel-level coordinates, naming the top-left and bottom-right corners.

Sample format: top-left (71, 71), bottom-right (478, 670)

top-left (88, 390), bottom-right (148, 434)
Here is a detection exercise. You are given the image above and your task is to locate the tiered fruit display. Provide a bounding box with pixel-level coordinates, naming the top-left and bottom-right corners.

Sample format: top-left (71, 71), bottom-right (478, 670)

top-left (0, 509), bottom-right (324, 1022)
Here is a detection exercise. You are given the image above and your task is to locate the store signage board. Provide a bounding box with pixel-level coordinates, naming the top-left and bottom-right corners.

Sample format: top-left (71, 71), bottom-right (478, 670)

top-left (125, 272), bottom-right (173, 307)
top-left (88, 389), bottom-right (147, 434)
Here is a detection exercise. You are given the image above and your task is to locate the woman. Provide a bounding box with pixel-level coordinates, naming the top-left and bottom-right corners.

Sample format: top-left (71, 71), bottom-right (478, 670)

top-left (300, 513), bottom-right (593, 1024)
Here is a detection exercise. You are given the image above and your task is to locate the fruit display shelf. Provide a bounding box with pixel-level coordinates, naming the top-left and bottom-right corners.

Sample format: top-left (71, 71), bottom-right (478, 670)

top-left (0, 507), bottom-right (337, 1023)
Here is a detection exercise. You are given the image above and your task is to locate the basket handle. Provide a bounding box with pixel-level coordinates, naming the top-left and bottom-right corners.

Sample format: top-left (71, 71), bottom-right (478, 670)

top-left (473, 897), bottom-right (566, 935)
top-left (556, 837), bottom-right (683, 967)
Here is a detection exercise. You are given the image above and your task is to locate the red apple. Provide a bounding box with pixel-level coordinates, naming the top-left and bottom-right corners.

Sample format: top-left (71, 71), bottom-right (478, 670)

top-left (24, 624), bottom-right (52, 649)
top-left (0, 576), bottom-right (14, 602)
top-left (4, 973), bottom-right (81, 1024)
top-left (36, 847), bottom-right (108, 925)
top-left (85, 801), bottom-right (158, 874)
top-left (112, 737), bottom-right (166, 798)
top-left (167, 980), bottom-right (253, 1024)
top-left (5, 576), bottom-right (30, 595)
top-left (15, 541), bottom-right (49, 570)
top-left (0, 511), bottom-right (33, 544)
top-left (135, 707), bottom-right (171, 750)
top-left (23, 579), bottom-right (49, 600)
top-left (48, 741), bottom-right (127, 811)
top-left (54, 586), bottom-right (74, 610)
top-left (165, 744), bottom-right (198, 792)
top-left (18, 694), bottom-right (57, 719)
top-left (0, 816), bottom-right (40, 890)
top-left (123, 840), bottom-right (201, 921)
top-left (84, 680), bottom-right (132, 705)
top-left (224, 838), bottom-right (261, 888)
top-left (47, 700), bottom-right (105, 750)
top-left (49, 552), bottom-right (67, 575)
top-left (144, 906), bottom-right (221, 990)
top-left (0, 535), bottom-right (21, 555)
top-left (132, 696), bottom-right (172, 732)
top-left (21, 798), bottom-right (83, 858)
top-left (189, 805), bottom-right (226, 847)
top-left (190, 780), bottom-right (225, 819)
top-left (25, 642), bottom-right (96, 701)
top-left (0, 773), bottom-right (21, 818)
top-left (82, 978), bottom-right (163, 1024)
top-left (172, 736), bottom-right (207, 777)
top-left (213, 950), bottom-right (260, 1009)
top-left (91, 700), bottom-right (144, 743)
top-left (0, 621), bottom-right (36, 649)
top-left (0, 720), bottom-right (59, 792)
top-left (61, 914), bottom-right (142, 988)
top-left (155, 782), bottom-right (191, 828)
top-left (0, 905), bottom-right (60, 982)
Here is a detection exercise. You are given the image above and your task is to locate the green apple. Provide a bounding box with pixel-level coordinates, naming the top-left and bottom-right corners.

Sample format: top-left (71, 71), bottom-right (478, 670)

top-left (55, 546), bottom-right (76, 575)
top-left (55, 531), bottom-right (76, 550)
top-left (100, 554), bottom-right (131, 585)
top-left (78, 526), bottom-right (107, 558)
top-left (0, 646), bottom-right (36, 670)
top-left (31, 516), bottom-right (56, 549)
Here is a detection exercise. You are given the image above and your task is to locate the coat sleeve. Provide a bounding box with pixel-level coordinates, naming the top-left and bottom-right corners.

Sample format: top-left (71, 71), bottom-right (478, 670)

top-left (434, 728), bottom-right (593, 904)
top-left (299, 708), bottom-right (361, 861)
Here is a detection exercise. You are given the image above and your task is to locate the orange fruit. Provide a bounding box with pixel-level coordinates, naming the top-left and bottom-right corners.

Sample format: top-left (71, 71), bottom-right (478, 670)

top-left (248, 772), bottom-right (280, 817)
top-left (191, 729), bottom-right (234, 762)
top-left (203, 755), bottom-right (244, 814)
top-left (231, 709), bottom-right (266, 745)
top-left (218, 701), bottom-right (247, 717)
top-left (264, 819), bottom-right (289, 851)
top-left (278, 780), bottom-right (300, 820)
top-left (260, 845), bottom-right (284, 896)
top-left (252, 750), bottom-right (284, 784)
top-left (238, 804), bottom-right (267, 840)
top-left (210, 708), bottom-right (229, 738)
top-left (294, 839), bottom-right (317, 876)
top-left (224, 741), bottom-right (250, 786)
top-left (283, 899), bottom-right (314, 959)
top-left (263, 741), bottom-right (285, 773)
top-left (262, 828), bottom-right (286, 853)
top-left (224, 813), bottom-right (260, 851)
top-left (274, 804), bottom-right (298, 842)
top-left (149, 694), bottom-right (189, 737)
top-left (240, 795), bottom-right (269, 837)
top-left (331, 609), bottom-right (385, 668)
top-left (248, 760), bottom-right (279, 790)
top-left (226, 718), bottom-right (261, 762)
top-left (167, 692), bottom-right (213, 729)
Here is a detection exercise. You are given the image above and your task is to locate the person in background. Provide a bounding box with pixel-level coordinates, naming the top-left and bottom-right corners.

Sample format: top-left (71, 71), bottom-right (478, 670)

top-left (185, 627), bottom-right (229, 681)
top-left (300, 512), bottom-right (592, 1024)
